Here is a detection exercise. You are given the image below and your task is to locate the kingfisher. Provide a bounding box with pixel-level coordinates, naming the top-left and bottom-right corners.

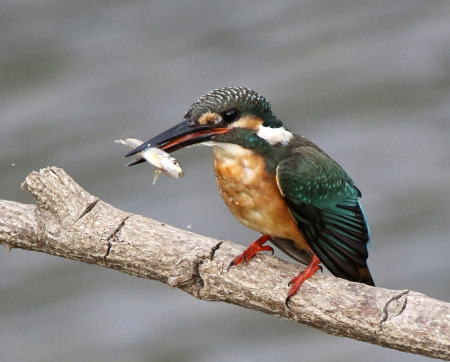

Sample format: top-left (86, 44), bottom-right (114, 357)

top-left (125, 87), bottom-right (374, 304)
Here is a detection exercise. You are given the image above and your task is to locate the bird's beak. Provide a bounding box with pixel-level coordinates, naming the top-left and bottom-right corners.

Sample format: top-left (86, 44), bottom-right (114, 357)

top-left (125, 118), bottom-right (229, 158)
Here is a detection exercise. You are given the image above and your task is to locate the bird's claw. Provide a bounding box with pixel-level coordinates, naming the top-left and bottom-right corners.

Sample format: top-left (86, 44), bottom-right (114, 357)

top-left (285, 255), bottom-right (321, 307)
top-left (227, 235), bottom-right (273, 272)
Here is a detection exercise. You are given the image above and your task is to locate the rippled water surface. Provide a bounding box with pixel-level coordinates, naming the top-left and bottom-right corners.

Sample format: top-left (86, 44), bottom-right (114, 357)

top-left (1, 1), bottom-right (449, 361)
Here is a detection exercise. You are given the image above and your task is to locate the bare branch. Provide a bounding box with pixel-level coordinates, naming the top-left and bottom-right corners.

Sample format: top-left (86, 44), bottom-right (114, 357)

top-left (1, 167), bottom-right (449, 360)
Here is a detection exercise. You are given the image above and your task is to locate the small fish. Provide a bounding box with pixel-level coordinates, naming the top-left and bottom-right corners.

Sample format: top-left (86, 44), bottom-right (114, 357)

top-left (115, 138), bottom-right (184, 184)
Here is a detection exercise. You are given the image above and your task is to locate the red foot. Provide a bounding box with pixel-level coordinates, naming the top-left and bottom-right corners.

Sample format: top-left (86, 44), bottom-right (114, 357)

top-left (227, 234), bottom-right (274, 271)
top-left (286, 255), bottom-right (321, 306)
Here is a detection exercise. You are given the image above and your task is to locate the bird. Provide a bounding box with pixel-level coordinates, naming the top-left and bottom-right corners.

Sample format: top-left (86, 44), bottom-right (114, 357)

top-left (125, 87), bottom-right (374, 305)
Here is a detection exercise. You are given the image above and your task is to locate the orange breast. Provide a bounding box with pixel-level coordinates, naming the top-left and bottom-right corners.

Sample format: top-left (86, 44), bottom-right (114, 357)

top-left (213, 144), bottom-right (310, 251)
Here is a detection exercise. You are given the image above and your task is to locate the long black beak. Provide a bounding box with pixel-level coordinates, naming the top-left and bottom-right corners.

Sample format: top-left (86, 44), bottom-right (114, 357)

top-left (125, 118), bottom-right (229, 159)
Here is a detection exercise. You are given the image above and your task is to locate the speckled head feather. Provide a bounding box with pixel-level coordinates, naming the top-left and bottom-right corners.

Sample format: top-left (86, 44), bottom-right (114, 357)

top-left (184, 87), bottom-right (283, 128)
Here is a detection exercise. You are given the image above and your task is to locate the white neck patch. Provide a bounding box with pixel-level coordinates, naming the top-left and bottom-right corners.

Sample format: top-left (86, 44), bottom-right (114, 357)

top-left (256, 126), bottom-right (293, 146)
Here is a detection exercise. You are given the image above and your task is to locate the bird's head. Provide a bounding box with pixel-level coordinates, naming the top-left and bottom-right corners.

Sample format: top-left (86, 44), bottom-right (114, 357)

top-left (125, 87), bottom-right (293, 158)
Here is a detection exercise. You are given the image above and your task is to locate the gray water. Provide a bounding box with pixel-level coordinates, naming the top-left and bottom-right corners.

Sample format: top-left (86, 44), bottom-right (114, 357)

top-left (1, 1), bottom-right (450, 361)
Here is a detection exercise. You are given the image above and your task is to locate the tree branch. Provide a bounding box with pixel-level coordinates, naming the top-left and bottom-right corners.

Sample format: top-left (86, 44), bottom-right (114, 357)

top-left (1, 167), bottom-right (449, 360)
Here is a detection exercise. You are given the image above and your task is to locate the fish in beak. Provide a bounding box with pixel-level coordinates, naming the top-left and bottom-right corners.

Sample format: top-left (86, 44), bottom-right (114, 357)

top-left (116, 138), bottom-right (184, 183)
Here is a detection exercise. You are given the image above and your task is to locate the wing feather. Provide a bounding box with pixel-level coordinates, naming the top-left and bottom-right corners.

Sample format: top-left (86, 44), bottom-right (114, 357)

top-left (276, 148), bottom-right (374, 285)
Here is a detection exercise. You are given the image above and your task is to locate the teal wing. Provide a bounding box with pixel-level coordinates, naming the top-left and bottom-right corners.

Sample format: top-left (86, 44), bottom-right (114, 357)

top-left (276, 148), bottom-right (374, 285)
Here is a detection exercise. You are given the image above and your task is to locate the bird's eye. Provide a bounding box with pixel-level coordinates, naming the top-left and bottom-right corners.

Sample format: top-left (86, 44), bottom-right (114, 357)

top-left (222, 109), bottom-right (238, 123)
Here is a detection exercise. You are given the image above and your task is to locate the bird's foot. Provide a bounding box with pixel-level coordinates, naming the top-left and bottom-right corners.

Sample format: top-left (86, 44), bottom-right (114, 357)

top-left (227, 234), bottom-right (273, 271)
top-left (286, 255), bottom-right (321, 306)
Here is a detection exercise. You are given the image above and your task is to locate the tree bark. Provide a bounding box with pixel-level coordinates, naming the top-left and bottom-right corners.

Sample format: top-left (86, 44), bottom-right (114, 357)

top-left (1, 167), bottom-right (449, 360)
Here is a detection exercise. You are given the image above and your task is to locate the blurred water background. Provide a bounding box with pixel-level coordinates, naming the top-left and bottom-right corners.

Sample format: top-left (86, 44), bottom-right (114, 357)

top-left (1, 1), bottom-right (450, 361)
